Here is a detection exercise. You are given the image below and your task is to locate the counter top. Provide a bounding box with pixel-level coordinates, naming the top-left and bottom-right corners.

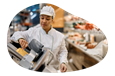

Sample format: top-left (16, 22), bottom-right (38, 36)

top-left (65, 38), bottom-right (101, 69)
top-left (66, 38), bottom-right (101, 62)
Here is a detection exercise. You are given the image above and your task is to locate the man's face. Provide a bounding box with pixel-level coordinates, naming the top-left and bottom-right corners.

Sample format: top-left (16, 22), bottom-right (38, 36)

top-left (40, 15), bottom-right (53, 30)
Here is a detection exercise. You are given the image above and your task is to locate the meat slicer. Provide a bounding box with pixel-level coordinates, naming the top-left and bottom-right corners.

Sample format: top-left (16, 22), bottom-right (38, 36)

top-left (7, 39), bottom-right (54, 72)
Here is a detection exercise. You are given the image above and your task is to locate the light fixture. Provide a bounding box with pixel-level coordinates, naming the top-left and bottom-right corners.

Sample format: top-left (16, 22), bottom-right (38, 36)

top-left (31, 14), bottom-right (37, 19)
top-left (30, 12), bottom-right (33, 16)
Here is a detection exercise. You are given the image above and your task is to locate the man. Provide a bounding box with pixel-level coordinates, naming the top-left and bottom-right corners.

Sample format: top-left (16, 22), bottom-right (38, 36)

top-left (11, 6), bottom-right (68, 73)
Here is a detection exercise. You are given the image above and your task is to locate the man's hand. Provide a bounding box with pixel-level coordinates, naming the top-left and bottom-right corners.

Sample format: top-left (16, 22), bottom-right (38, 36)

top-left (60, 63), bottom-right (67, 72)
top-left (19, 38), bottom-right (28, 49)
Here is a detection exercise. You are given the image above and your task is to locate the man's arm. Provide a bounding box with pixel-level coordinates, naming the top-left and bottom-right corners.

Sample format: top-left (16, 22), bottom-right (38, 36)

top-left (58, 38), bottom-right (68, 64)
top-left (58, 38), bottom-right (68, 72)
top-left (11, 27), bottom-right (34, 43)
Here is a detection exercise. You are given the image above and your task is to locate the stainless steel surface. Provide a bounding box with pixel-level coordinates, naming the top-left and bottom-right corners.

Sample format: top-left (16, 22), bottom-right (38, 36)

top-left (7, 43), bottom-right (23, 60)
top-left (66, 39), bottom-right (100, 62)
top-left (66, 38), bottom-right (100, 69)
top-left (19, 54), bottom-right (34, 69)
top-left (32, 49), bottom-right (49, 71)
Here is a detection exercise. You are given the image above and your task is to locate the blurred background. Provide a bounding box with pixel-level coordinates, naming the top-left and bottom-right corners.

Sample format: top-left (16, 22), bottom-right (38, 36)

top-left (7, 3), bottom-right (108, 72)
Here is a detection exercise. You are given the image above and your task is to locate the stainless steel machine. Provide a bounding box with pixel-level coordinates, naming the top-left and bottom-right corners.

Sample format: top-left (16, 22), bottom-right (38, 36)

top-left (7, 39), bottom-right (54, 72)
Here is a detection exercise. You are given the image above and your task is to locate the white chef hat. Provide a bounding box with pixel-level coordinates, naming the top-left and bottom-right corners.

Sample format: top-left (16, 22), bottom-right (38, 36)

top-left (40, 6), bottom-right (55, 19)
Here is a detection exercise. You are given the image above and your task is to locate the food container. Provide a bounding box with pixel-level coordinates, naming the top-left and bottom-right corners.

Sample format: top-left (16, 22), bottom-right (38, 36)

top-left (83, 33), bottom-right (90, 42)
top-left (90, 34), bottom-right (94, 43)
top-left (80, 44), bottom-right (87, 51)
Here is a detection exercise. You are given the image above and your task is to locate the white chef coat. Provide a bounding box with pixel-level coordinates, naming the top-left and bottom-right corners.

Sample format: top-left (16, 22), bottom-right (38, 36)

top-left (11, 24), bottom-right (68, 72)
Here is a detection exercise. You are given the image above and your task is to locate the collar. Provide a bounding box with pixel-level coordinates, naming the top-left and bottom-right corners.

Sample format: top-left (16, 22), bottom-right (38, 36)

top-left (40, 25), bottom-right (53, 35)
